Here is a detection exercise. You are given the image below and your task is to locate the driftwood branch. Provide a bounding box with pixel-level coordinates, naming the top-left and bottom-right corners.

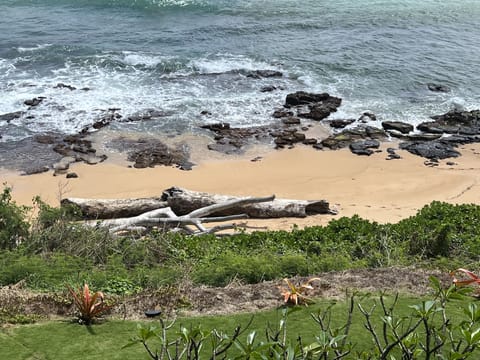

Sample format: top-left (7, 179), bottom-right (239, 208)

top-left (84, 197), bottom-right (268, 236)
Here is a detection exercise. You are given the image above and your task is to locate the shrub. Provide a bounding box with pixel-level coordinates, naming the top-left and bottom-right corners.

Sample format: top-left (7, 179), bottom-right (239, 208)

top-left (0, 185), bottom-right (29, 250)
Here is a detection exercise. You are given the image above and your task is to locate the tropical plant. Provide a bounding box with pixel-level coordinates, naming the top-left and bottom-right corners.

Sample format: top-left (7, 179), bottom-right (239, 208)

top-left (451, 268), bottom-right (480, 295)
top-left (67, 283), bottom-right (114, 324)
top-left (279, 277), bottom-right (321, 306)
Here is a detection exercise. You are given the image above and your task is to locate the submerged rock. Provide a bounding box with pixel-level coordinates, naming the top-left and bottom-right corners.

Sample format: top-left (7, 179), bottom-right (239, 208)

top-left (427, 83), bottom-right (450, 93)
top-left (24, 97), bottom-right (46, 107)
top-left (0, 111), bottom-right (24, 122)
top-left (245, 70), bottom-right (283, 78)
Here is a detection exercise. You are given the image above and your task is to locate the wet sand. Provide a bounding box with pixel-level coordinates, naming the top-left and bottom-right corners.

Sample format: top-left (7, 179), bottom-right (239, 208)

top-left (2, 143), bottom-right (480, 229)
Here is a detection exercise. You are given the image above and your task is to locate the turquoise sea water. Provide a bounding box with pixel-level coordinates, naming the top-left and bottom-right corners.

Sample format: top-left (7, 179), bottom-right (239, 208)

top-left (0, 0), bottom-right (479, 142)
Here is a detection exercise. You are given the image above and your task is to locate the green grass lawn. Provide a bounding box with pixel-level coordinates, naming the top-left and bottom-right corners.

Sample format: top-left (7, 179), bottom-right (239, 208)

top-left (0, 294), bottom-right (474, 359)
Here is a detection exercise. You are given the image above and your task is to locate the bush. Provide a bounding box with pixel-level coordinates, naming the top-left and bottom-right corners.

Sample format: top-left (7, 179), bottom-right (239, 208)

top-left (0, 186), bottom-right (29, 250)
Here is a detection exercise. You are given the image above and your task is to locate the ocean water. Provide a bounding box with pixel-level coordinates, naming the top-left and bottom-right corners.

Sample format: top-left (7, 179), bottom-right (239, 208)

top-left (1, 0), bottom-right (479, 144)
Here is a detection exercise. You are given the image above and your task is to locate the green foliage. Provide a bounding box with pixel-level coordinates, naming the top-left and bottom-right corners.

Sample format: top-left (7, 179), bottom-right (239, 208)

top-left (128, 283), bottom-right (480, 359)
top-left (32, 196), bottom-right (82, 229)
top-left (0, 185), bottom-right (29, 250)
top-left (4, 191), bottom-right (480, 292)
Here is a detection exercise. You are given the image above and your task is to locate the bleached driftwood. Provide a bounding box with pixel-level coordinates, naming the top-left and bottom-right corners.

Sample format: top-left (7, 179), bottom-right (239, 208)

top-left (60, 197), bottom-right (167, 220)
top-left (162, 187), bottom-right (336, 218)
top-left (62, 187), bottom-right (336, 220)
top-left (84, 195), bottom-right (275, 236)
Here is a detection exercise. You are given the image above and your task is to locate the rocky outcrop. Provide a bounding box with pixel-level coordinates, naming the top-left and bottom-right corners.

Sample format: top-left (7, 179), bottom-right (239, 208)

top-left (110, 137), bottom-right (193, 170)
top-left (399, 141), bottom-right (461, 160)
top-left (321, 126), bottom-right (387, 155)
top-left (417, 110), bottom-right (480, 135)
top-left (284, 91), bottom-right (342, 121)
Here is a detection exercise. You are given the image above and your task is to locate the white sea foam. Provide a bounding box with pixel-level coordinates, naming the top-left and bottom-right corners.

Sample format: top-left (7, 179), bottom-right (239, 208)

top-left (16, 44), bottom-right (52, 53)
top-left (191, 54), bottom-right (280, 75)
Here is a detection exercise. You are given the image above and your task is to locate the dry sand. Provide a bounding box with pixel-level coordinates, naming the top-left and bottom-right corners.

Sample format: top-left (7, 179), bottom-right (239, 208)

top-left (2, 143), bottom-right (480, 229)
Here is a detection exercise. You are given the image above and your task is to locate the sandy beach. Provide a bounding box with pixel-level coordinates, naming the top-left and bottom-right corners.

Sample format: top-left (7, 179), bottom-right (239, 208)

top-left (2, 143), bottom-right (480, 229)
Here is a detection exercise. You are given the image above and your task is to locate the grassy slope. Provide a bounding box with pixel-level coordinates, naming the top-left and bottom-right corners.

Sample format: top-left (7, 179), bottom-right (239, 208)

top-left (0, 295), bottom-right (473, 359)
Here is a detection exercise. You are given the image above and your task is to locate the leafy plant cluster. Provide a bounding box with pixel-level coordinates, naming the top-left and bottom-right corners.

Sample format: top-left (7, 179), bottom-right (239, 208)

top-left (2, 188), bottom-right (480, 291)
top-left (126, 278), bottom-right (480, 359)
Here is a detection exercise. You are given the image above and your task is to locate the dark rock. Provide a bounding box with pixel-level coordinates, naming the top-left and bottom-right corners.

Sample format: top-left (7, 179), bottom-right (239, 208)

top-left (54, 83), bottom-right (76, 91)
top-left (282, 117), bottom-right (301, 125)
top-left (328, 119), bottom-right (355, 129)
top-left (446, 161), bottom-right (456, 166)
top-left (285, 91), bottom-right (332, 106)
top-left (387, 148), bottom-right (397, 155)
top-left (273, 109), bottom-right (294, 118)
top-left (399, 141), bottom-right (461, 160)
top-left (24, 97), bottom-right (46, 107)
top-left (126, 109), bottom-right (171, 122)
top-left (417, 121), bottom-right (456, 134)
top-left (427, 83), bottom-right (450, 93)
top-left (66, 172), bottom-right (78, 178)
top-left (110, 137), bottom-right (193, 170)
top-left (22, 166), bottom-right (50, 175)
top-left (389, 130), bottom-right (442, 141)
top-left (260, 85), bottom-right (277, 92)
top-left (358, 112), bottom-right (377, 122)
top-left (417, 110), bottom-right (480, 135)
top-left (0, 111), bottom-right (24, 122)
top-left (312, 143), bottom-right (323, 150)
top-left (321, 126), bottom-right (386, 150)
top-left (349, 139), bottom-right (380, 156)
top-left (201, 123), bottom-right (231, 131)
top-left (80, 87), bottom-right (90, 91)
top-left (34, 134), bottom-right (58, 144)
top-left (200, 110), bottom-right (212, 116)
top-left (246, 70), bottom-right (283, 79)
top-left (382, 121), bottom-right (413, 134)
top-left (298, 96), bottom-right (342, 121)
top-left (302, 138), bottom-right (317, 145)
top-left (365, 126), bottom-right (387, 140)
top-left (386, 153), bottom-right (402, 160)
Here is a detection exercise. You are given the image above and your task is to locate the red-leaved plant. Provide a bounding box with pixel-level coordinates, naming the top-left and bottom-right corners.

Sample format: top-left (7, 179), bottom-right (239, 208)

top-left (450, 268), bottom-right (480, 296)
top-left (67, 283), bottom-right (114, 324)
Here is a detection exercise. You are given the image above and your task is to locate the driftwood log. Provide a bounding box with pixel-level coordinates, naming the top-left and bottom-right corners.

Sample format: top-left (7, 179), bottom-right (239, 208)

top-left (60, 197), bottom-right (167, 220)
top-left (62, 187), bottom-right (336, 220)
top-left (162, 187), bottom-right (336, 218)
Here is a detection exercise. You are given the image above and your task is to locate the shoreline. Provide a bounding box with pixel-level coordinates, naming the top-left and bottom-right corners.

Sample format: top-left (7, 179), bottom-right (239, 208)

top-left (3, 142), bottom-right (480, 229)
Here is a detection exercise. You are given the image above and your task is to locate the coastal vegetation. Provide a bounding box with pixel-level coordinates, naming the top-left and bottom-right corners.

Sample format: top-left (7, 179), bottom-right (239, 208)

top-left (1, 185), bottom-right (480, 292)
top-left (3, 185), bottom-right (480, 358)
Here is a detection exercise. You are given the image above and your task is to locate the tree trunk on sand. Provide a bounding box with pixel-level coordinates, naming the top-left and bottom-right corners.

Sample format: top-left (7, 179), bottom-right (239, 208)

top-left (60, 197), bottom-right (167, 220)
top-left (161, 187), bottom-right (336, 218)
